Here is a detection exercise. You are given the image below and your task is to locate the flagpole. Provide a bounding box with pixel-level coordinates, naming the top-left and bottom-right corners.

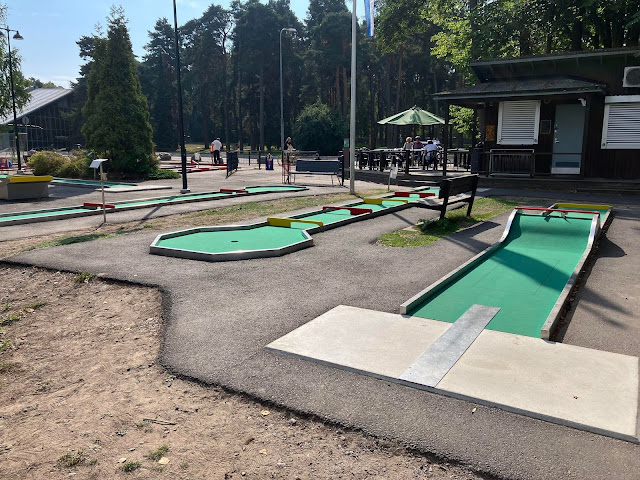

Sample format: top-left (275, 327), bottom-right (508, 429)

top-left (349, 0), bottom-right (356, 195)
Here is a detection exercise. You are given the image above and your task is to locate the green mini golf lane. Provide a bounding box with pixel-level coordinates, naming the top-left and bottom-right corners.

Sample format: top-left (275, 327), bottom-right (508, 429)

top-left (52, 178), bottom-right (137, 188)
top-left (155, 225), bottom-right (308, 253)
top-left (0, 185), bottom-right (306, 225)
top-left (409, 211), bottom-right (595, 337)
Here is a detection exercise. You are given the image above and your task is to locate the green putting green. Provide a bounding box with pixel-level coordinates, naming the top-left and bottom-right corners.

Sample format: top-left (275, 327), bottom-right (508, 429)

top-left (409, 211), bottom-right (598, 337)
top-left (155, 225), bottom-right (309, 253)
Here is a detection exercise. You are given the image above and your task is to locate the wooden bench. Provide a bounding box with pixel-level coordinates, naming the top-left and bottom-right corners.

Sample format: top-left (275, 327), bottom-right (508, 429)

top-left (290, 159), bottom-right (342, 185)
top-left (422, 174), bottom-right (479, 221)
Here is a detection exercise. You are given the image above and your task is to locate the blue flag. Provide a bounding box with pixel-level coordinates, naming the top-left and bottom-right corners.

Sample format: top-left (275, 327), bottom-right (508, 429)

top-left (364, 0), bottom-right (374, 37)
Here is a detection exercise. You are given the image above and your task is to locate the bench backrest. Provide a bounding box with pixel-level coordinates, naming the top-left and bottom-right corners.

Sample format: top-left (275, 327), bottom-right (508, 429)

top-left (439, 174), bottom-right (479, 199)
top-left (295, 159), bottom-right (341, 174)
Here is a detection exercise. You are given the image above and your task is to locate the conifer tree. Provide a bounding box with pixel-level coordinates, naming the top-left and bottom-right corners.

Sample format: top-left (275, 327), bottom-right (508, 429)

top-left (82, 7), bottom-right (153, 177)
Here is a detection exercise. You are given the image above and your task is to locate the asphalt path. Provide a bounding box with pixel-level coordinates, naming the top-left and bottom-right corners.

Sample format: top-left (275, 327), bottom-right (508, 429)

top-left (3, 180), bottom-right (640, 480)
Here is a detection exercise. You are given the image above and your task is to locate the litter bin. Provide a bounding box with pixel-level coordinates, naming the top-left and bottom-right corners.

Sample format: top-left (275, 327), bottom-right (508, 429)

top-left (470, 143), bottom-right (483, 174)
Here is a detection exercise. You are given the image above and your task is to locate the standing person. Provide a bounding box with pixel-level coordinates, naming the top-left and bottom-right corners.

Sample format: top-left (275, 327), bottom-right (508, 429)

top-left (212, 137), bottom-right (222, 164)
top-left (285, 136), bottom-right (294, 162)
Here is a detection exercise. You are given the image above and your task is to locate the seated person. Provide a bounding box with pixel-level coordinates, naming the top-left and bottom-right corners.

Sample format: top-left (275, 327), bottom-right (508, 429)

top-left (412, 135), bottom-right (424, 165)
top-left (425, 140), bottom-right (439, 170)
top-left (402, 137), bottom-right (413, 150)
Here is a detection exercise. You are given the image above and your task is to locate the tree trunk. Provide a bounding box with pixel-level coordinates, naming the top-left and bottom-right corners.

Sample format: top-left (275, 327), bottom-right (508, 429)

top-left (612, 18), bottom-right (624, 48)
top-left (570, 19), bottom-right (583, 51)
top-left (259, 65), bottom-right (264, 152)
top-left (335, 65), bottom-right (341, 113)
top-left (201, 90), bottom-right (209, 149)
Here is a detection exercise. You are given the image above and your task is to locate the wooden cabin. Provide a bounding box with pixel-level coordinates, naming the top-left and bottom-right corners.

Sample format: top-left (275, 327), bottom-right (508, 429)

top-left (436, 49), bottom-right (640, 179)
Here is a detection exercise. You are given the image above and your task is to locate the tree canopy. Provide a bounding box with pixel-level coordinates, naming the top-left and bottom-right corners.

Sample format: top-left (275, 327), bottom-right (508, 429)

top-left (67, 0), bottom-right (640, 155)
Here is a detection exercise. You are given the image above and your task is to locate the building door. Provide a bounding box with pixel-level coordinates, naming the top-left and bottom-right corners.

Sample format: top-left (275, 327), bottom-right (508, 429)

top-left (552, 104), bottom-right (585, 174)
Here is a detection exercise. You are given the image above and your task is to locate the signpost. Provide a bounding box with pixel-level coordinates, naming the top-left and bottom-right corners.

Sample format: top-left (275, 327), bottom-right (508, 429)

top-left (89, 158), bottom-right (108, 224)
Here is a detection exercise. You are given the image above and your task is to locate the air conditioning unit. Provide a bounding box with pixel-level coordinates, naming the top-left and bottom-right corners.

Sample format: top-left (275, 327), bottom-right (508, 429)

top-left (623, 66), bottom-right (640, 87)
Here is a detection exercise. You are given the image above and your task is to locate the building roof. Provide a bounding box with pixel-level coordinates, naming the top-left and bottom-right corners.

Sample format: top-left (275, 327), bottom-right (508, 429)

top-left (434, 77), bottom-right (606, 102)
top-left (471, 48), bottom-right (640, 83)
top-left (0, 88), bottom-right (73, 125)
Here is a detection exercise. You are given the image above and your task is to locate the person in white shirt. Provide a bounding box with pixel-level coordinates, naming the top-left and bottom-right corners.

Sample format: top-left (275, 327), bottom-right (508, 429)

top-left (425, 140), bottom-right (438, 170)
top-left (212, 137), bottom-right (223, 164)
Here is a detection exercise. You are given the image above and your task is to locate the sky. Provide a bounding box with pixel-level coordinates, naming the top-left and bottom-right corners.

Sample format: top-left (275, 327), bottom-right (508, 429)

top-left (5, 0), bottom-right (317, 88)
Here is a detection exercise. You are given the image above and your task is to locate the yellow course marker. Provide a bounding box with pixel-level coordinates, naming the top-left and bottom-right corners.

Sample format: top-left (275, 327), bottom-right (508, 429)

top-left (267, 217), bottom-right (324, 228)
top-left (362, 197), bottom-right (409, 205)
top-left (8, 175), bottom-right (54, 183)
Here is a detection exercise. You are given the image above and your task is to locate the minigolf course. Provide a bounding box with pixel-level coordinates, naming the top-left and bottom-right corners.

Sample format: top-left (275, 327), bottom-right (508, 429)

top-left (150, 188), bottom-right (439, 261)
top-left (267, 202), bottom-right (640, 442)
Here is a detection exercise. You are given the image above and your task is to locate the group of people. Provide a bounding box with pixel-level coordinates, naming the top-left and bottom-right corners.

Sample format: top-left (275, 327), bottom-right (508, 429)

top-left (402, 135), bottom-right (441, 170)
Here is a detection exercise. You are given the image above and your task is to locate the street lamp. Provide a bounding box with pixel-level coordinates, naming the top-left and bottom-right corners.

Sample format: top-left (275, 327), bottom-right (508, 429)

top-left (3, 26), bottom-right (24, 173)
top-left (280, 28), bottom-right (296, 165)
top-left (172, 0), bottom-right (189, 193)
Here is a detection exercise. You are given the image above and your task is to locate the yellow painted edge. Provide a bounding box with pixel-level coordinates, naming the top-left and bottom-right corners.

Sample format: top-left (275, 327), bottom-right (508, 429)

top-left (267, 217), bottom-right (323, 227)
top-left (555, 203), bottom-right (611, 211)
top-left (362, 197), bottom-right (409, 205)
top-left (8, 175), bottom-right (54, 183)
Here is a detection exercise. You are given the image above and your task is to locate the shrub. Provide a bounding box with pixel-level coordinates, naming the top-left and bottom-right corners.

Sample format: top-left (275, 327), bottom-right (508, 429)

top-left (293, 102), bottom-right (347, 156)
top-left (28, 151), bottom-right (66, 176)
top-left (28, 150), bottom-right (92, 178)
top-left (147, 168), bottom-right (181, 180)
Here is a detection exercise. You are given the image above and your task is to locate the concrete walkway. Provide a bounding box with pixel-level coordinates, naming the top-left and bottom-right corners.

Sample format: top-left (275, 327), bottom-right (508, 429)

top-left (3, 174), bottom-right (640, 480)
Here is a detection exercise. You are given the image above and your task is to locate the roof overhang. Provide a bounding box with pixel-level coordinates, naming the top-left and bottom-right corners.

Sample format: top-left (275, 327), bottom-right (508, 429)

top-left (434, 77), bottom-right (606, 106)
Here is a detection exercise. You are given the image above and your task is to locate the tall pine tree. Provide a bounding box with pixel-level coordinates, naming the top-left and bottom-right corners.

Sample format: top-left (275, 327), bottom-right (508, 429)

top-left (82, 7), bottom-right (153, 177)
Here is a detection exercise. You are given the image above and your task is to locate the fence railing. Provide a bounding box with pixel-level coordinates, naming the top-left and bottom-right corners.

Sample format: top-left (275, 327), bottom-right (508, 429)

top-left (487, 149), bottom-right (535, 176)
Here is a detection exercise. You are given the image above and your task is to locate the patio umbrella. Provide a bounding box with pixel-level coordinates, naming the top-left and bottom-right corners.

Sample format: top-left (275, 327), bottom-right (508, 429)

top-left (377, 106), bottom-right (444, 126)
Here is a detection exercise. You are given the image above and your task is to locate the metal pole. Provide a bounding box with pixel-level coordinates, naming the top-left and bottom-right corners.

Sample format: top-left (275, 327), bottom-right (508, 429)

top-left (349, 0), bottom-right (356, 195)
top-left (6, 29), bottom-right (22, 173)
top-left (99, 163), bottom-right (106, 224)
top-left (280, 29), bottom-right (284, 166)
top-left (173, 0), bottom-right (189, 193)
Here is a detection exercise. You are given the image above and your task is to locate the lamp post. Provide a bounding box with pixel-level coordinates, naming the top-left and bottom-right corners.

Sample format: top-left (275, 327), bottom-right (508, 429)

top-left (280, 28), bottom-right (296, 165)
top-left (3, 26), bottom-right (24, 173)
top-left (172, 0), bottom-right (189, 193)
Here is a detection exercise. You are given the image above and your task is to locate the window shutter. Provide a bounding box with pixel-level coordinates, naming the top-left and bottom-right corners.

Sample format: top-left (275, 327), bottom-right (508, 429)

top-left (602, 101), bottom-right (640, 149)
top-left (497, 101), bottom-right (540, 145)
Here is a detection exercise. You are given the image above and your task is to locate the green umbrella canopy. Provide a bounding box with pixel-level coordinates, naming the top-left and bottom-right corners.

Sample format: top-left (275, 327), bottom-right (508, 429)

top-left (377, 106), bottom-right (445, 126)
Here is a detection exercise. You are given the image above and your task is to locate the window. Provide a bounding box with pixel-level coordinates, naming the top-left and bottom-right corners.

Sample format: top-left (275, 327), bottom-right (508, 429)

top-left (602, 96), bottom-right (640, 149)
top-left (497, 100), bottom-right (541, 145)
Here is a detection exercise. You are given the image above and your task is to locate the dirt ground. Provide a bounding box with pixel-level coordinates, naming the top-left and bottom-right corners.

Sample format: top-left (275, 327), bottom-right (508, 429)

top-left (0, 216), bottom-right (487, 479)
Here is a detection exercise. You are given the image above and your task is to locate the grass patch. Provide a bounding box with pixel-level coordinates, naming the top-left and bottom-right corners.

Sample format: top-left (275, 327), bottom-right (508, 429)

top-left (24, 301), bottom-right (47, 310)
top-left (0, 339), bottom-right (13, 354)
top-left (75, 272), bottom-right (96, 284)
top-left (186, 190), bottom-right (385, 222)
top-left (121, 461), bottom-right (142, 472)
top-left (378, 197), bottom-right (520, 248)
top-left (1, 302), bottom-right (11, 312)
top-left (0, 361), bottom-right (14, 372)
top-left (146, 444), bottom-right (169, 461)
top-left (58, 449), bottom-right (87, 467)
top-left (0, 312), bottom-right (24, 326)
top-left (26, 233), bottom-right (120, 251)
